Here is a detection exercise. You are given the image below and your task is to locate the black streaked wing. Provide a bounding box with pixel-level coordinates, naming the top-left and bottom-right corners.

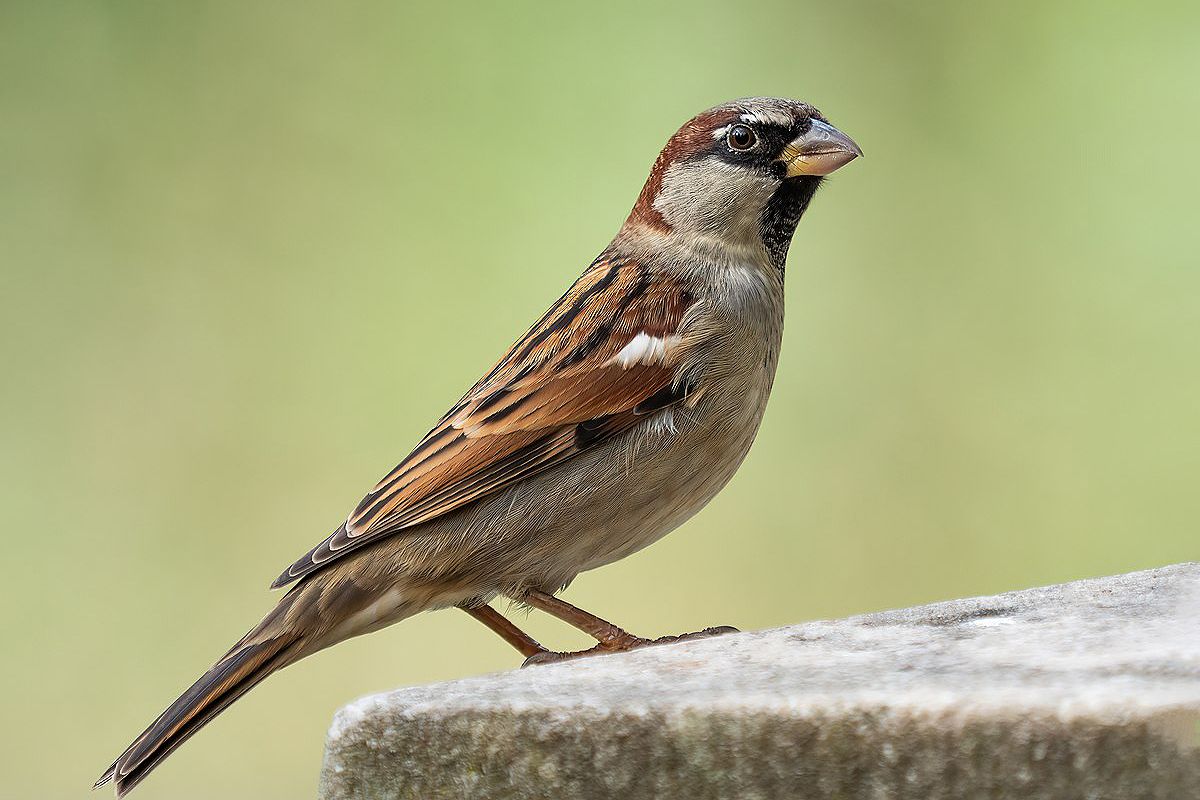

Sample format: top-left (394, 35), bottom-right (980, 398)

top-left (271, 258), bottom-right (697, 588)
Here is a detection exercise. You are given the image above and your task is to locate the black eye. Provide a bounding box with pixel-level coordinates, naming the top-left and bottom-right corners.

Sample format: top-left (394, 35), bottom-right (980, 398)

top-left (726, 124), bottom-right (757, 151)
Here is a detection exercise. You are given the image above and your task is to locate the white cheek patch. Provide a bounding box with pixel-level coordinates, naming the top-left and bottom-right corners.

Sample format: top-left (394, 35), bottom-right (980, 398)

top-left (654, 157), bottom-right (776, 237)
top-left (609, 332), bottom-right (679, 368)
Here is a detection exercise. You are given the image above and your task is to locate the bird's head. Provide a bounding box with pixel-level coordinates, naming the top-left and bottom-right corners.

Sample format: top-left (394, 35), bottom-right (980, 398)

top-left (623, 97), bottom-right (861, 270)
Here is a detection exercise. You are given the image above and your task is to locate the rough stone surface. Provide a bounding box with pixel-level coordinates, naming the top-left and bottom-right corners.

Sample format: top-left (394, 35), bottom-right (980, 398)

top-left (319, 564), bottom-right (1200, 800)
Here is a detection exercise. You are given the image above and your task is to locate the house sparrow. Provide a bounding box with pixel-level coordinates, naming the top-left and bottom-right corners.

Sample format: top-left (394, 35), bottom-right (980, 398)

top-left (96, 96), bottom-right (860, 796)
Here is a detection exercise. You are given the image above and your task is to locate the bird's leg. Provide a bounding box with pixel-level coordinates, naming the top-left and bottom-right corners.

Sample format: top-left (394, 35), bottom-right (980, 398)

top-left (459, 603), bottom-right (548, 659)
top-left (510, 589), bottom-right (651, 666)
top-left (517, 589), bottom-right (740, 667)
top-left (520, 588), bottom-right (648, 649)
top-left (469, 590), bottom-right (739, 668)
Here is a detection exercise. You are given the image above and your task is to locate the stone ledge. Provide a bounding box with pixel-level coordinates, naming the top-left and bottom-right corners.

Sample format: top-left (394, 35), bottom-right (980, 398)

top-left (319, 564), bottom-right (1200, 799)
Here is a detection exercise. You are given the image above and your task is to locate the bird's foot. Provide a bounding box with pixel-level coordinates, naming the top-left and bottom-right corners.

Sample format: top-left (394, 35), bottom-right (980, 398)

top-left (520, 626), bottom-right (739, 667)
top-left (521, 630), bottom-right (648, 667)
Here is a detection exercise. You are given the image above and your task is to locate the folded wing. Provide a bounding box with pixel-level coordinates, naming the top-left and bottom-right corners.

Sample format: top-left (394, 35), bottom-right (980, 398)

top-left (272, 257), bottom-right (699, 588)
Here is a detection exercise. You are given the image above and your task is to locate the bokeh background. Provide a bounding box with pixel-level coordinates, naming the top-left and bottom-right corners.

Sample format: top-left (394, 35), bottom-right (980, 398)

top-left (3, 2), bottom-right (1198, 798)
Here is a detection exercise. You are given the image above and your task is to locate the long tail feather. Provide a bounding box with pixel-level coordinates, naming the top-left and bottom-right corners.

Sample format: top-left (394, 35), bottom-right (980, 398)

top-left (95, 606), bottom-right (303, 797)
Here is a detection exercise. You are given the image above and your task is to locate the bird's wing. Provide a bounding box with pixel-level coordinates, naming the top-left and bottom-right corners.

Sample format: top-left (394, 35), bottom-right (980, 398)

top-left (272, 257), bottom-right (701, 588)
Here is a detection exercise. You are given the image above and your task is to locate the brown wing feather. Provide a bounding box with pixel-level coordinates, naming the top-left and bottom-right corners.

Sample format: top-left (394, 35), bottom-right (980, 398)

top-left (271, 258), bottom-right (697, 588)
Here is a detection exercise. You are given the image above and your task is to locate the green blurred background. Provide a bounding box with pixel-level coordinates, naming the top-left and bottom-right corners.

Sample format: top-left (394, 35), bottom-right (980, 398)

top-left (2, 2), bottom-right (1197, 798)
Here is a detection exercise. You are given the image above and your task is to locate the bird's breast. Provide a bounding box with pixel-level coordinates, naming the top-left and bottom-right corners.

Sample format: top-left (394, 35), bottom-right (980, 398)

top-left (684, 260), bottom-right (785, 388)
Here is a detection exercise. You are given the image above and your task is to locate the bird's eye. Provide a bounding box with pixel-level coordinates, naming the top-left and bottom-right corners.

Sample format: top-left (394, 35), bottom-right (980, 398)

top-left (726, 124), bottom-right (757, 151)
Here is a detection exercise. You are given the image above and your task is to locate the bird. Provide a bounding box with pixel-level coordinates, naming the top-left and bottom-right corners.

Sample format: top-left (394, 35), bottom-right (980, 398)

top-left (95, 96), bottom-right (861, 796)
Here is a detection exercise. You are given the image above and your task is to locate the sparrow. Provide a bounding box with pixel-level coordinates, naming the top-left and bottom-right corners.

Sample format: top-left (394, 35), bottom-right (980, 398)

top-left (96, 96), bottom-right (861, 796)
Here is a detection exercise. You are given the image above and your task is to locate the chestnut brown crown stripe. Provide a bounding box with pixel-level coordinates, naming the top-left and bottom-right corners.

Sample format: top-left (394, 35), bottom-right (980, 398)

top-left (627, 107), bottom-right (744, 231)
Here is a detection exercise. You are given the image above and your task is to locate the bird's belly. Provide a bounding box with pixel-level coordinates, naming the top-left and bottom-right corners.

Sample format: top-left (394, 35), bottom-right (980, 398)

top-left (438, 371), bottom-right (775, 594)
top-left (567, 401), bottom-right (764, 572)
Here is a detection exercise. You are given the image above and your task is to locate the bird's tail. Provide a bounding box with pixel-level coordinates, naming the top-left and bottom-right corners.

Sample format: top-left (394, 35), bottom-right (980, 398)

top-left (94, 593), bottom-right (306, 798)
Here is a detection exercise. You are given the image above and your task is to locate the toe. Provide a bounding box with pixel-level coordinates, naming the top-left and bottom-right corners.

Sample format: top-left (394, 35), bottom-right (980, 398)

top-left (699, 625), bottom-right (740, 636)
top-left (521, 651), bottom-right (567, 668)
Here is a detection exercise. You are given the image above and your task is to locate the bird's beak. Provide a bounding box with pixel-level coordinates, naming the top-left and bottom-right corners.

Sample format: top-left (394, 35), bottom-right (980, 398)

top-left (780, 119), bottom-right (863, 177)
